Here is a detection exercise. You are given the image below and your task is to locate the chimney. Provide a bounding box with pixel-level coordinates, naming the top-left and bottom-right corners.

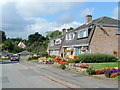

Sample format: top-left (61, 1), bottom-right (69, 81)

top-left (86, 15), bottom-right (92, 23)
top-left (62, 28), bottom-right (66, 35)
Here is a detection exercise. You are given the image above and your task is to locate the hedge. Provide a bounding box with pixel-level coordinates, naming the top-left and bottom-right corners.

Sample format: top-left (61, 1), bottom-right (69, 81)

top-left (75, 54), bottom-right (118, 63)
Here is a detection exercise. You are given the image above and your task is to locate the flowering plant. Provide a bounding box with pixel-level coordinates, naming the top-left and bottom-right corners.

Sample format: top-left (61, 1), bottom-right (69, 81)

top-left (112, 50), bottom-right (117, 55)
top-left (110, 72), bottom-right (120, 78)
top-left (87, 66), bottom-right (95, 75)
top-left (81, 48), bottom-right (86, 52)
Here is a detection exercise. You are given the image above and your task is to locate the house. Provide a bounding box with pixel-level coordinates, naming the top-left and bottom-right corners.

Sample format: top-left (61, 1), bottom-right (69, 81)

top-left (17, 50), bottom-right (33, 59)
top-left (0, 50), bottom-right (13, 56)
top-left (47, 30), bottom-right (65, 57)
top-left (47, 15), bottom-right (120, 58)
top-left (18, 42), bottom-right (26, 48)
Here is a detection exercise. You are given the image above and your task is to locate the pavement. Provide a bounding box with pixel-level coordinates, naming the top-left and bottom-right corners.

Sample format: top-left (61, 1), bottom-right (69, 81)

top-left (20, 60), bottom-right (119, 89)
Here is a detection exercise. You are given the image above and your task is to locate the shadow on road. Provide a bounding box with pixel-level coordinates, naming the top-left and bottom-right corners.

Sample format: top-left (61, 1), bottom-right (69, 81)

top-left (0, 60), bottom-right (19, 64)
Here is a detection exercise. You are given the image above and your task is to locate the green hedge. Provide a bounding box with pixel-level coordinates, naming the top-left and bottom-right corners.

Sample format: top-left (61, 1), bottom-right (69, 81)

top-left (75, 54), bottom-right (118, 63)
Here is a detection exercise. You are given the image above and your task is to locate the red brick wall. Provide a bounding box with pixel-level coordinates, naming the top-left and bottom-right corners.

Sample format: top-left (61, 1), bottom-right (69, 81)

top-left (90, 26), bottom-right (119, 57)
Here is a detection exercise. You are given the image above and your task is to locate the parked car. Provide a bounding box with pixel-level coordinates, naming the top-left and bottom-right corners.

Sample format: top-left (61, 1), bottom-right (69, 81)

top-left (0, 56), bottom-right (9, 60)
top-left (10, 56), bottom-right (19, 61)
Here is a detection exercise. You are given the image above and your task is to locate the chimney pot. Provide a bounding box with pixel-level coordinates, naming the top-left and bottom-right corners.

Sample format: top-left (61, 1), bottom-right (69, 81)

top-left (62, 28), bottom-right (66, 35)
top-left (86, 15), bottom-right (92, 23)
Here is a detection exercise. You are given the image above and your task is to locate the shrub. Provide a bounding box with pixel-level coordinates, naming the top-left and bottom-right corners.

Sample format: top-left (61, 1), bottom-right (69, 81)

top-left (60, 63), bottom-right (66, 70)
top-left (26, 57), bottom-right (30, 61)
top-left (76, 54), bottom-right (118, 63)
top-left (38, 57), bottom-right (46, 60)
top-left (68, 59), bottom-right (76, 63)
top-left (50, 55), bottom-right (56, 58)
top-left (87, 66), bottom-right (95, 75)
top-left (105, 69), bottom-right (111, 78)
top-left (41, 52), bottom-right (48, 57)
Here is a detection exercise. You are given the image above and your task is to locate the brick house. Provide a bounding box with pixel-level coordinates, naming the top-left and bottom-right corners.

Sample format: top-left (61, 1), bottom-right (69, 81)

top-left (47, 15), bottom-right (120, 58)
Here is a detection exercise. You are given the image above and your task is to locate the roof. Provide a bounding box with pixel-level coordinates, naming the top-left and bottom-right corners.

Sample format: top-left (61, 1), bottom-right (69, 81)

top-left (48, 45), bottom-right (61, 50)
top-left (17, 50), bottom-right (32, 55)
top-left (48, 34), bottom-right (65, 50)
top-left (0, 51), bottom-right (13, 55)
top-left (63, 16), bottom-right (120, 46)
top-left (66, 16), bottom-right (120, 34)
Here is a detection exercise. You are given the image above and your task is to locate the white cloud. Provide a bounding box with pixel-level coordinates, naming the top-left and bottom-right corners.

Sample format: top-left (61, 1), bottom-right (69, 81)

top-left (16, 2), bottom-right (77, 17)
top-left (113, 7), bottom-right (120, 19)
top-left (26, 17), bottom-right (82, 36)
top-left (79, 8), bottom-right (94, 18)
top-left (57, 12), bottom-right (76, 24)
top-left (2, 2), bottom-right (84, 39)
top-left (55, 21), bottom-right (82, 31)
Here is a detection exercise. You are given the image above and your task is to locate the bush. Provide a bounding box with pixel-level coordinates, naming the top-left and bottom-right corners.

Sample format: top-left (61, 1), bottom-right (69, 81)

top-left (76, 54), bottom-right (118, 63)
top-left (68, 59), bottom-right (76, 63)
top-left (41, 52), bottom-right (48, 57)
top-left (105, 69), bottom-right (111, 78)
top-left (50, 55), bottom-right (56, 58)
top-left (60, 63), bottom-right (66, 70)
top-left (86, 66), bottom-right (95, 75)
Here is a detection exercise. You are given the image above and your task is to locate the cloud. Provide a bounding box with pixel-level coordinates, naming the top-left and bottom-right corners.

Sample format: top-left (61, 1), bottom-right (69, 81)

top-left (54, 21), bottom-right (82, 31)
top-left (2, 2), bottom-right (84, 39)
top-left (79, 8), bottom-right (94, 18)
top-left (16, 2), bottom-right (79, 17)
top-left (112, 7), bottom-right (120, 19)
top-left (57, 12), bottom-right (76, 24)
top-left (26, 17), bottom-right (82, 36)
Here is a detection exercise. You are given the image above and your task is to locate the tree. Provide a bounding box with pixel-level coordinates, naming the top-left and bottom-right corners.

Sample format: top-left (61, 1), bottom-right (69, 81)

top-left (26, 32), bottom-right (48, 53)
top-left (27, 32), bottom-right (46, 45)
top-left (46, 30), bottom-right (62, 39)
top-left (2, 39), bottom-right (14, 52)
top-left (67, 27), bottom-right (74, 31)
top-left (0, 30), bottom-right (6, 43)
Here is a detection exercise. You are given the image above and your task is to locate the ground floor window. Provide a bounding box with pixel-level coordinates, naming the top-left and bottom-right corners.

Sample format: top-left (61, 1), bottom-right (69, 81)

top-left (76, 46), bottom-right (89, 56)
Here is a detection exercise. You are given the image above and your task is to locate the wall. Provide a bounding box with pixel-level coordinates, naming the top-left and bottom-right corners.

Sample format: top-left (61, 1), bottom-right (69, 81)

top-left (90, 26), bottom-right (118, 57)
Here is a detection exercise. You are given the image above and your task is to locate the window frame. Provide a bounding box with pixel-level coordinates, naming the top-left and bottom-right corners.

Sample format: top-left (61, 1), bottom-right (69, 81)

top-left (78, 29), bottom-right (88, 38)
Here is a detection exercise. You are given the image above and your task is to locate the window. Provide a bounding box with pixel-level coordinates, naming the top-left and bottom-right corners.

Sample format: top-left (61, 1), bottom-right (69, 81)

top-left (78, 30), bottom-right (88, 38)
top-left (70, 33), bottom-right (74, 40)
top-left (55, 38), bottom-right (61, 45)
top-left (66, 33), bottom-right (75, 40)
top-left (50, 40), bottom-right (54, 46)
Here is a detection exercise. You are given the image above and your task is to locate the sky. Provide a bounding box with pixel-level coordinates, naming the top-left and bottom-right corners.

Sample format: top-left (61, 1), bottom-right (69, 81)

top-left (0, 0), bottom-right (119, 39)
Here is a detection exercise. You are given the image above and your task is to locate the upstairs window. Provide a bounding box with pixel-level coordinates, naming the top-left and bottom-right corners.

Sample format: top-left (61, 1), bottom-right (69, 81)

top-left (78, 29), bottom-right (88, 38)
top-left (55, 38), bottom-right (61, 45)
top-left (50, 40), bottom-right (54, 46)
top-left (66, 33), bottom-right (75, 40)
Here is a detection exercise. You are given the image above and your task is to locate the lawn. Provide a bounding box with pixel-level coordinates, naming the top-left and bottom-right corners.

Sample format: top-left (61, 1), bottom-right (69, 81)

top-left (86, 62), bottom-right (119, 70)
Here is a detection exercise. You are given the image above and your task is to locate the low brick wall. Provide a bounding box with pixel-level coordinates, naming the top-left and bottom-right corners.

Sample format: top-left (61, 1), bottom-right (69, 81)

top-left (53, 62), bottom-right (87, 72)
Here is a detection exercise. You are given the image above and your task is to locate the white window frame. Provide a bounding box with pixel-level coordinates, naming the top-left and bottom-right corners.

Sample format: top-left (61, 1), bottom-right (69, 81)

top-left (78, 29), bottom-right (88, 38)
top-left (66, 33), bottom-right (75, 40)
top-left (55, 38), bottom-right (61, 45)
top-left (50, 40), bottom-right (54, 46)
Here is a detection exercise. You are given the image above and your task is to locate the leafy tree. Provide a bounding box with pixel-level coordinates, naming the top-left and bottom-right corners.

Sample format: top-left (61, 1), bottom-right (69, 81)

top-left (46, 30), bottom-right (62, 39)
top-left (28, 32), bottom-right (46, 44)
top-left (67, 27), bottom-right (74, 31)
top-left (0, 30), bottom-right (6, 43)
top-left (26, 32), bottom-right (48, 53)
top-left (12, 46), bottom-right (25, 54)
top-left (2, 39), bottom-right (14, 52)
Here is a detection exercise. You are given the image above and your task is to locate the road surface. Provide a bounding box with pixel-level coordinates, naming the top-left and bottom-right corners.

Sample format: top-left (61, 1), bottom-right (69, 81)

top-left (1, 60), bottom-right (66, 88)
